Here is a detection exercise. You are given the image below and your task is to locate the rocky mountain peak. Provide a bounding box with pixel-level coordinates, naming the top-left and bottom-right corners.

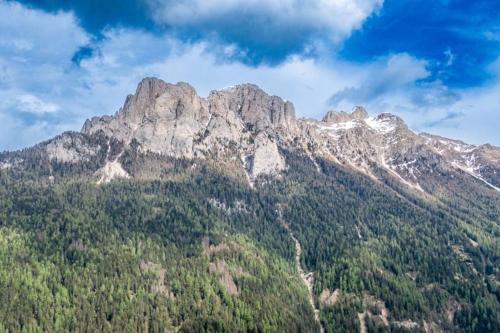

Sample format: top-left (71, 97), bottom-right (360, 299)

top-left (135, 77), bottom-right (170, 102)
top-left (322, 110), bottom-right (349, 123)
top-left (351, 106), bottom-right (369, 119)
top-left (83, 79), bottom-right (296, 138)
top-left (209, 83), bottom-right (296, 131)
top-left (372, 113), bottom-right (408, 132)
top-left (122, 78), bottom-right (201, 122)
top-left (322, 106), bottom-right (368, 123)
top-left (79, 78), bottom-right (300, 178)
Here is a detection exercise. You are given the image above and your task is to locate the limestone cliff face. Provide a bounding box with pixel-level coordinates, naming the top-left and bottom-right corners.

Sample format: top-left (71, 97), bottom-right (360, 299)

top-left (82, 78), bottom-right (210, 158)
top-left (82, 78), bottom-right (291, 178)
top-left (45, 132), bottom-right (100, 163)
top-left (212, 84), bottom-right (296, 131)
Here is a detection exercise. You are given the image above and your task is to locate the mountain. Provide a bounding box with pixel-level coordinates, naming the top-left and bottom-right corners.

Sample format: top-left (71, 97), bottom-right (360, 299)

top-left (3, 77), bottom-right (499, 192)
top-left (0, 77), bottom-right (499, 332)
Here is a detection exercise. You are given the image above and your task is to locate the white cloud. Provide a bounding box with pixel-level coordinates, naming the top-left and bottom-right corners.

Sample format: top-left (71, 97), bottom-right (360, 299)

top-left (0, 0), bottom-right (499, 151)
top-left (0, 1), bottom-right (89, 62)
top-left (16, 94), bottom-right (60, 114)
top-left (0, 0), bottom-right (90, 98)
top-left (328, 52), bottom-right (500, 145)
top-left (330, 53), bottom-right (430, 105)
top-left (0, 111), bottom-right (60, 151)
top-left (444, 48), bottom-right (455, 66)
top-left (0, 0), bottom-right (90, 150)
top-left (74, 30), bottom-right (349, 121)
top-left (433, 78), bottom-right (500, 145)
top-left (147, 0), bottom-right (383, 44)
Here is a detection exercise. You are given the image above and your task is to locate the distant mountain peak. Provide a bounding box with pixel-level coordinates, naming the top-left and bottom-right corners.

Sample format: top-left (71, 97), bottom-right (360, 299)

top-left (322, 106), bottom-right (369, 123)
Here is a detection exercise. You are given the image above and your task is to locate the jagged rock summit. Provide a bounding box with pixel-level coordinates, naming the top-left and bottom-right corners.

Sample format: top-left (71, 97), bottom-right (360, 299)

top-left (82, 77), bottom-right (296, 179)
top-left (82, 78), bottom-right (297, 146)
top-left (1, 77), bottom-right (499, 192)
top-left (322, 106), bottom-right (368, 123)
top-left (83, 78), bottom-right (210, 158)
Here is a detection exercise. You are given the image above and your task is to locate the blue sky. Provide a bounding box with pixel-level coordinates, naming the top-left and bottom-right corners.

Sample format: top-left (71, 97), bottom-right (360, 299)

top-left (1, 0), bottom-right (500, 150)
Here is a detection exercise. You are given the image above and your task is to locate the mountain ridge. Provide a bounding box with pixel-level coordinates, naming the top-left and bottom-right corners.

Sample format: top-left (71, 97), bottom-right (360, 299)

top-left (0, 77), bottom-right (500, 192)
top-left (2, 77), bottom-right (498, 193)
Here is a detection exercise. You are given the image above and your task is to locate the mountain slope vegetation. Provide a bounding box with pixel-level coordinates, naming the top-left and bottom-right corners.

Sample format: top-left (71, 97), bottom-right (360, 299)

top-left (0, 149), bottom-right (498, 332)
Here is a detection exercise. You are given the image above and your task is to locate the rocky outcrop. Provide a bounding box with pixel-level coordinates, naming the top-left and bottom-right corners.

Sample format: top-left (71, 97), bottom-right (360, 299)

top-left (45, 132), bottom-right (101, 163)
top-left (250, 133), bottom-right (286, 177)
top-left (95, 160), bottom-right (129, 184)
top-left (83, 78), bottom-right (210, 158)
top-left (320, 288), bottom-right (340, 306)
top-left (209, 259), bottom-right (239, 296)
top-left (81, 78), bottom-right (294, 178)
top-left (209, 84), bottom-right (296, 131)
top-left (139, 260), bottom-right (175, 298)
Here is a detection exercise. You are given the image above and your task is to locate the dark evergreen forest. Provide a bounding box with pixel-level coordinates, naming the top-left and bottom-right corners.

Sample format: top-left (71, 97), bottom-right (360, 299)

top-left (0, 149), bottom-right (498, 332)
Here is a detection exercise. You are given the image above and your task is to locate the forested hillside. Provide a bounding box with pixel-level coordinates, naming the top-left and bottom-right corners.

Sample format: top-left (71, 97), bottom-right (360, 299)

top-left (0, 148), bottom-right (498, 332)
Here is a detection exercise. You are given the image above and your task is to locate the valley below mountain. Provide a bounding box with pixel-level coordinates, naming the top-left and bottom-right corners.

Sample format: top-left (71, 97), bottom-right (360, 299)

top-left (0, 77), bottom-right (499, 332)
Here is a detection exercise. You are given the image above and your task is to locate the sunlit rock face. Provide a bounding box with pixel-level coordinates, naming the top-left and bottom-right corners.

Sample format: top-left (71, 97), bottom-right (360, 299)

top-left (81, 78), bottom-right (294, 177)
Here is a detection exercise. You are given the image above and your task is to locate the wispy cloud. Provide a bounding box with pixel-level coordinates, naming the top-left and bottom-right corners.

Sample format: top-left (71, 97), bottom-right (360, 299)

top-left (16, 94), bottom-right (60, 114)
top-left (329, 53), bottom-right (429, 106)
top-left (423, 111), bottom-right (464, 128)
top-left (444, 48), bottom-right (455, 67)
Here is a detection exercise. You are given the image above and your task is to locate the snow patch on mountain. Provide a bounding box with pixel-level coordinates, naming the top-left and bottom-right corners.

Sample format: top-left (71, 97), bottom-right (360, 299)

top-left (364, 117), bottom-right (396, 134)
top-left (318, 120), bottom-right (359, 132)
top-left (388, 158), bottom-right (422, 180)
top-left (308, 154), bottom-right (322, 173)
top-left (439, 140), bottom-right (476, 154)
top-left (382, 156), bottom-right (424, 192)
top-left (452, 161), bottom-right (500, 192)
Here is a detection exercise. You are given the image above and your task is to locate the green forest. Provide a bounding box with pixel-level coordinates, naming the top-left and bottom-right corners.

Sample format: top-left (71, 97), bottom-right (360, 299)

top-left (0, 148), bottom-right (499, 332)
